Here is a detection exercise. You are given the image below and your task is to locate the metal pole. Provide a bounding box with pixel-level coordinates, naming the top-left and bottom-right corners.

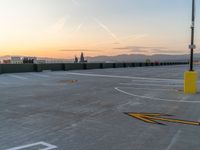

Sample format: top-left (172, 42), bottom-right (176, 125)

top-left (190, 0), bottom-right (195, 71)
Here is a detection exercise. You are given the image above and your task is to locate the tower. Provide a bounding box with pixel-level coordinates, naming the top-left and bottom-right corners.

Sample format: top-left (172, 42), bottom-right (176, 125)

top-left (80, 52), bottom-right (85, 63)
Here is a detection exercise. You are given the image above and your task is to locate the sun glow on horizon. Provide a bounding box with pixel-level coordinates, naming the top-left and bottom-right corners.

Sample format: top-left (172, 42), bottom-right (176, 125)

top-left (0, 0), bottom-right (197, 59)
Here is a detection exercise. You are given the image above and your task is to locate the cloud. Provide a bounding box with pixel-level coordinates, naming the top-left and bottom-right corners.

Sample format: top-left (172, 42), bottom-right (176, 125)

top-left (59, 49), bottom-right (102, 52)
top-left (114, 46), bottom-right (182, 54)
top-left (70, 22), bottom-right (84, 33)
top-left (113, 42), bottom-right (120, 45)
top-left (114, 46), bottom-right (165, 50)
top-left (122, 34), bottom-right (149, 41)
top-left (85, 33), bottom-right (148, 47)
top-left (45, 17), bottom-right (67, 35)
top-left (114, 46), bottom-right (163, 53)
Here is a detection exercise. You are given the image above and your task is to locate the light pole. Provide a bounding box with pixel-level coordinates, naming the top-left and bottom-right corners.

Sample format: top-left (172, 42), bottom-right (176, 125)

top-left (184, 0), bottom-right (198, 94)
top-left (189, 0), bottom-right (195, 71)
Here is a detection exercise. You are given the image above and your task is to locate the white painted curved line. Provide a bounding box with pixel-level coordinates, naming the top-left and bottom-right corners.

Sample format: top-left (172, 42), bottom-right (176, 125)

top-left (119, 83), bottom-right (183, 87)
top-left (8, 75), bottom-right (28, 80)
top-left (66, 72), bottom-right (182, 82)
top-left (116, 87), bottom-right (176, 91)
top-left (131, 79), bottom-right (183, 84)
top-left (115, 87), bottom-right (200, 103)
top-left (65, 72), bottom-right (200, 84)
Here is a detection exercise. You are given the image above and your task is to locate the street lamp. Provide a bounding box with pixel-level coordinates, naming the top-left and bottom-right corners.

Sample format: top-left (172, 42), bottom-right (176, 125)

top-left (184, 0), bottom-right (198, 94)
top-left (189, 0), bottom-right (196, 71)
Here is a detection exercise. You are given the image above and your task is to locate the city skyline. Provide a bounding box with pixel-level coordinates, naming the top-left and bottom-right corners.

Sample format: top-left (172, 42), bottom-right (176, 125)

top-left (0, 0), bottom-right (199, 59)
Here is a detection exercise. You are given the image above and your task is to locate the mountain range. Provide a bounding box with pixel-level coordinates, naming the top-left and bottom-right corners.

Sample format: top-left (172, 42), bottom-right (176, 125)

top-left (86, 53), bottom-right (200, 62)
top-left (0, 53), bottom-right (200, 63)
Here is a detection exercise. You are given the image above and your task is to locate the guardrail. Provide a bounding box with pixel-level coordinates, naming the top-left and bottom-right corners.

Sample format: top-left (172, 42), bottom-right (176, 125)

top-left (0, 62), bottom-right (189, 74)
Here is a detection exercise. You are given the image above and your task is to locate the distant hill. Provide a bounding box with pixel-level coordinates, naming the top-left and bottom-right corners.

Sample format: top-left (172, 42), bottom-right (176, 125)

top-left (86, 53), bottom-right (200, 62)
top-left (1, 53), bottom-right (200, 63)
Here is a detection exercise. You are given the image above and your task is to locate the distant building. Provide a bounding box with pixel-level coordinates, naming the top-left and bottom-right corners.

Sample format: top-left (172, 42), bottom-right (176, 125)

top-left (145, 59), bottom-right (151, 64)
top-left (11, 57), bottom-right (23, 64)
top-left (23, 57), bottom-right (36, 64)
top-left (74, 56), bottom-right (78, 63)
top-left (79, 52), bottom-right (87, 63)
top-left (2, 56), bottom-right (39, 64)
top-left (3, 60), bottom-right (11, 64)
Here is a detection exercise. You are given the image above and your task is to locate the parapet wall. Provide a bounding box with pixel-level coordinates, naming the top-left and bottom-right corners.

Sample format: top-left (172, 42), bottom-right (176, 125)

top-left (0, 62), bottom-right (189, 74)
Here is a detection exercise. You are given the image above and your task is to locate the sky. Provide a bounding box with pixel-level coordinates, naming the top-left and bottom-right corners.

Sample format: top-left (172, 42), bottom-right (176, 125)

top-left (0, 0), bottom-right (199, 58)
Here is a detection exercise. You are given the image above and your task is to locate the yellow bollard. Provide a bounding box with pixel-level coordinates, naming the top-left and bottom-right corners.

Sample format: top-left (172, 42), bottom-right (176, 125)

top-left (184, 71), bottom-right (198, 94)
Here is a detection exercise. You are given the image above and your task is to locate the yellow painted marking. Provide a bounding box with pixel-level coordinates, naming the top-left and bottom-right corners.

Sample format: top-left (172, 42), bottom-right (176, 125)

top-left (125, 113), bottom-right (200, 126)
top-left (129, 114), bottom-right (158, 124)
top-left (149, 116), bottom-right (200, 126)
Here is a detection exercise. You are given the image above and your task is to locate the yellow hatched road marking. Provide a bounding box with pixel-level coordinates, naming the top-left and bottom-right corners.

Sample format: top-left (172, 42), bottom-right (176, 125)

top-left (125, 113), bottom-right (200, 126)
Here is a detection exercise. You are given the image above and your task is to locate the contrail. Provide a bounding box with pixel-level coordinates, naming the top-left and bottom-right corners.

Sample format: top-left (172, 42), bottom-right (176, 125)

top-left (73, 22), bottom-right (84, 32)
top-left (93, 17), bottom-right (119, 42)
top-left (72, 16), bottom-right (87, 33)
top-left (45, 17), bottom-right (67, 34)
top-left (87, 34), bottom-right (148, 47)
top-left (124, 34), bottom-right (148, 40)
top-left (71, 0), bottom-right (80, 6)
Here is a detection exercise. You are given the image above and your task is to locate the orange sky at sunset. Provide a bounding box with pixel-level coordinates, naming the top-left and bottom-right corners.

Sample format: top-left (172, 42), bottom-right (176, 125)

top-left (0, 0), bottom-right (198, 59)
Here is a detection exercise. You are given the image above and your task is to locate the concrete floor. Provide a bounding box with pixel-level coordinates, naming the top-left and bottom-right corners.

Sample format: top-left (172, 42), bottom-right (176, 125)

top-left (0, 65), bottom-right (200, 150)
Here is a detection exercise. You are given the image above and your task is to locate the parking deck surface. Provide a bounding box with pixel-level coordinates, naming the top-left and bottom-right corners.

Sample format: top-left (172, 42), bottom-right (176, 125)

top-left (1, 65), bottom-right (200, 150)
